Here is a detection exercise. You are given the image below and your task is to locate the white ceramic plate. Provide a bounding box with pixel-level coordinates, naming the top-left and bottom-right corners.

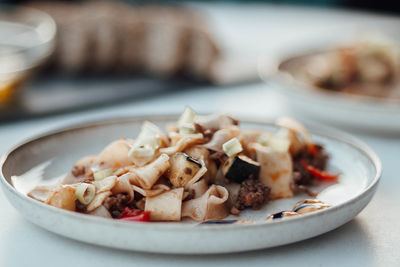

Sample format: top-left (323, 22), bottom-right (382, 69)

top-left (0, 115), bottom-right (381, 254)
top-left (259, 41), bottom-right (400, 133)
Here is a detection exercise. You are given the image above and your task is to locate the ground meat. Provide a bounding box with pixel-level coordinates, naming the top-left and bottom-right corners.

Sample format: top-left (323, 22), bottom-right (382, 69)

top-left (71, 165), bottom-right (85, 177)
top-left (71, 165), bottom-right (94, 181)
top-left (234, 179), bottom-right (270, 210)
top-left (103, 193), bottom-right (132, 218)
top-left (194, 123), bottom-right (216, 142)
top-left (75, 199), bottom-right (86, 213)
top-left (293, 144), bottom-right (329, 185)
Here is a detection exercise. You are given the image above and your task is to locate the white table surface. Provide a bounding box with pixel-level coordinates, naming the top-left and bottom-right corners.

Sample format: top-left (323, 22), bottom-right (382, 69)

top-left (1, 3), bottom-right (399, 267)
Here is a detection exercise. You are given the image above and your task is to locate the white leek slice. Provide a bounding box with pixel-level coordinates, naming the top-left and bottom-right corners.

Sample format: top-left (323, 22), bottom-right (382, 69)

top-left (137, 135), bottom-right (161, 150)
top-left (222, 138), bottom-right (243, 157)
top-left (94, 168), bottom-right (113, 181)
top-left (129, 145), bottom-right (155, 158)
top-left (275, 117), bottom-right (312, 144)
top-left (179, 122), bottom-right (196, 134)
top-left (178, 106), bottom-right (196, 128)
top-left (75, 183), bottom-right (96, 205)
top-left (178, 107), bottom-right (196, 134)
top-left (138, 121), bottom-right (162, 140)
top-left (129, 137), bottom-right (160, 159)
top-left (129, 121), bottom-right (162, 160)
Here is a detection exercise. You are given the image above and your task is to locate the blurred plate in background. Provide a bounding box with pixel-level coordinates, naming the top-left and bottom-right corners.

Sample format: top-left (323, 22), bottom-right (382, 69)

top-left (259, 25), bottom-right (400, 133)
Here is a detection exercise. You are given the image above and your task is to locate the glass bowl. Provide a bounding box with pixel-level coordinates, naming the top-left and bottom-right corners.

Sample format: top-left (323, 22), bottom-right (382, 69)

top-left (0, 5), bottom-right (56, 107)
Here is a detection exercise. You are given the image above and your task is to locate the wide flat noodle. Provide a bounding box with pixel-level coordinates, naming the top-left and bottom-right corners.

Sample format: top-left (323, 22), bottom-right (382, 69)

top-left (165, 123), bottom-right (178, 135)
top-left (87, 191), bottom-right (112, 212)
top-left (184, 159), bottom-right (208, 189)
top-left (187, 178), bottom-right (208, 199)
top-left (195, 114), bottom-right (237, 131)
top-left (184, 146), bottom-right (217, 183)
top-left (184, 145), bottom-right (209, 160)
top-left (275, 117), bottom-right (311, 144)
top-left (145, 188), bottom-right (184, 221)
top-left (275, 127), bottom-right (305, 156)
top-left (45, 185), bottom-right (76, 211)
top-left (211, 166), bottom-right (242, 205)
top-left (93, 176), bottom-right (117, 193)
top-left (96, 139), bottom-right (132, 169)
top-left (253, 143), bottom-right (293, 199)
top-left (194, 114), bottom-right (221, 130)
top-left (202, 127), bottom-right (240, 152)
top-left (112, 175), bottom-right (134, 201)
top-left (130, 154), bottom-right (170, 189)
top-left (182, 184), bottom-right (229, 222)
top-left (216, 181), bottom-right (241, 209)
top-left (129, 154), bottom-right (155, 168)
top-left (79, 176), bottom-right (118, 212)
top-left (128, 126), bottom-right (170, 167)
top-left (28, 185), bottom-right (55, 202)
top-left (63, 155), bottom-right (97, 184)
top-left (132, 184), bottom-right (170, 197)
top-left (160, 133), bottom-right (203, 155)
top-left (239, 130), bottom-right (266, 159)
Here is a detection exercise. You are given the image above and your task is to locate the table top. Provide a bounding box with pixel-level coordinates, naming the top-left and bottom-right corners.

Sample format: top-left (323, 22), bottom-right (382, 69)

top-left (1, 3), bottom-right (399, 266)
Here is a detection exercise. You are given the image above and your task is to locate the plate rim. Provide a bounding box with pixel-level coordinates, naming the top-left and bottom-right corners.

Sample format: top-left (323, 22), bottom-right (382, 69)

top-left (0, 114), bottom-right (382, 232)
top-left (258, 45), bottom-right (400, 108)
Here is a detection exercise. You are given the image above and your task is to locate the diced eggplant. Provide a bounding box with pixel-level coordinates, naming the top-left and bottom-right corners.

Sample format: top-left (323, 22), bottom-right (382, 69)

top-left (167, 152), bottom-right (202, 187)
top-left (222, 155), bottom-right (260, 183)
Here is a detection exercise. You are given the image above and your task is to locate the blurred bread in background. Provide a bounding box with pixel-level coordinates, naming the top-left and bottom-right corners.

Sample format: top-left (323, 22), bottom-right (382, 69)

top-left (26, 0), bottom-right (220, 81)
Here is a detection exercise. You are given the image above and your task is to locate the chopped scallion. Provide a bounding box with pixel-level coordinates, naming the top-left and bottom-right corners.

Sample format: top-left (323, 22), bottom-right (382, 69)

top-left (94, 168), bottom-right (113, 181)
top-left (178, 106), bottom-right (196, 128)
top-left (130, 121), bottom-right (163, 160)
top-left (129, 145), bottom-right (155, 158)
top-left (179, 122), bottom-right (195, 134)
top-left (222, 138), bottom-right (243, 157)
top-left (75, 183), bottom-right (96, 205)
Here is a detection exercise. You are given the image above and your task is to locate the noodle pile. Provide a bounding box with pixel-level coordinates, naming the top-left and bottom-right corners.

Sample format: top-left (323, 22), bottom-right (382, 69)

top-left (28, 108), bottom-right (332, 222)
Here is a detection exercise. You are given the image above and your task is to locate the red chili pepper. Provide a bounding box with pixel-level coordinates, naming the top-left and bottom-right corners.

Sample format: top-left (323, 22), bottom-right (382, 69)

top-left (117, 207), bottom-right (151, 222)
top-left (307, 144), bottom-right (318, 157)
top-left (301, 161), bottom-right (339, 181)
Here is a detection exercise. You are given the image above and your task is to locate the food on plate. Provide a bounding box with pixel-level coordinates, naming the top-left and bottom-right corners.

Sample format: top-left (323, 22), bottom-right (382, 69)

top-left (265, 211), bottom-right (299, 221)
top-left (27, 108), bottom-right (338, 222)
top-left (265, 199), bottom-right (330, 221)
top-left (284, 37), bottom-right (400, 99)
top-left (292, 199), bottom-right (330, 214)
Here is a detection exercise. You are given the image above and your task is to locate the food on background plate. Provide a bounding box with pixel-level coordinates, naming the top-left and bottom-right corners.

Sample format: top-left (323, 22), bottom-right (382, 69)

top-left (284, 37), bottom-right (400, 99)
top-left (28, 107), bottom-right (339, 222)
